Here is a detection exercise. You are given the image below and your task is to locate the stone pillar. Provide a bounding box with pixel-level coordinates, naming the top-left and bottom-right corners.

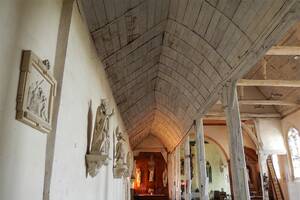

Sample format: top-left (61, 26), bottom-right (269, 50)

top-left (222, 81), bottom-right (250, 200)
top-left (184, 136), bottom-right (192, 200)
top-left (195, 118), bottom-right (208, 200)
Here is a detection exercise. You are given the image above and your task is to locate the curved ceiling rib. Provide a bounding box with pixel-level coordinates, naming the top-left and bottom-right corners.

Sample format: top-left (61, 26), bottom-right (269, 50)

top-left (81, 0), bottom-right (300, 151)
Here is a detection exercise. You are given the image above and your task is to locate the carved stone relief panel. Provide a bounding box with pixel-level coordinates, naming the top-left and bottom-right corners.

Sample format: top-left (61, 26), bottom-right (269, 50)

top-left (16, 50), bottom-right (57, 133)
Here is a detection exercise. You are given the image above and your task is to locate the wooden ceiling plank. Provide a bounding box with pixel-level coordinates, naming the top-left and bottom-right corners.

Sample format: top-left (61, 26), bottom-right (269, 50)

top-left (92, 0), bottom-right (107, 27)
top-left (103, 0), bottom-right (116, 21)
top-left (147, 0), bottom-right (156, 29)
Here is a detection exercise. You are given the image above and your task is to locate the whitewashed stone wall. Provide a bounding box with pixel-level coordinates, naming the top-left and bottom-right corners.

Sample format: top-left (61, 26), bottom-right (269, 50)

top-left (0, 1), bottom-right (130, 200)
top-left (0, 1), bottom-right (61, 199)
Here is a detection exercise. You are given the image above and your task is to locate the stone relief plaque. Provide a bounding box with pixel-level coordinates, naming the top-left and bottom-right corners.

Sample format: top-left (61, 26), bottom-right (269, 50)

top-left (16, 50), bottom-right (56, 133)
top-left (86, 99), bottom-right (114, 177)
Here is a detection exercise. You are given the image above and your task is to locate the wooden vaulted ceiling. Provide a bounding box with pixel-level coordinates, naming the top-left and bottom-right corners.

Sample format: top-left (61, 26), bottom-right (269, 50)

top-left (80, 0), bottom-right (300, 151)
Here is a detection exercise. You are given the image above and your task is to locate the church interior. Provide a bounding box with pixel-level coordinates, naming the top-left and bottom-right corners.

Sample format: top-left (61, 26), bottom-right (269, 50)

top-left (1, 0), bottom-right (300, 200)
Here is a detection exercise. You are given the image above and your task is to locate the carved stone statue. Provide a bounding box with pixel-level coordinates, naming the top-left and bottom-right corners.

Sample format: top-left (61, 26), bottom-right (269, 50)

top-left (86, 99), bottom-right (114, 178)
top-left (149, 168), bottom-right (154, 182)
top-left (91, 99), bottom-right (114, 154)
top-left (148, 155), bottom-right (155, 182)
top-left (162, 168), bottom-right (168, 187)
top-left (113, 126), bottom-right (128, 178)
top-left (115, 127), bottom-right (126, 166)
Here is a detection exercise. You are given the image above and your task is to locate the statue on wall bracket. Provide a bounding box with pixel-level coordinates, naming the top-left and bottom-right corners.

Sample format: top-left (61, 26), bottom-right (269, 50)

top-left (86, 99), bottom-right (114, 177)
top-left (113, 126), bottom-right (128, 178)
top-left (124, 151), bottom-right (134, 178)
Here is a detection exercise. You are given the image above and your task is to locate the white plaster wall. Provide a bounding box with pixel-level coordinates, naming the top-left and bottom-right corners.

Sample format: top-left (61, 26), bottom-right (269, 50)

top-left (0, 1), bottom-right (130, 200)
top-left (256, 118), bottom-right (286, 154)
top-left (204, 142), bottom-right (231, 194)
top-left (191, 125), bottom-right (257, 158)
top-left (49, 5), bottom-right (130, 200)
top-left (134, 135), bottom-right (168, 161)
top-left (0, 1), bottom-right (62, 200)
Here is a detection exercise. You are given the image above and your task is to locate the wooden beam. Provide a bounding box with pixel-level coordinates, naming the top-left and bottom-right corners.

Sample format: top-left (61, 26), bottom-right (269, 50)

top-left (222, 82), bottom-right (250, 200)
top-left (266, 46), bottom-right (300, 55)
top-left (206, 112), bottom-right (281, 119)
top-left (237, 79), bottom-right (300, 87)
top-left (239, 100), bottom-right (299, 106)
top-left (216, 99), bottom-right (299, 106)
top-left (195, 118), bottom-right (208, 200)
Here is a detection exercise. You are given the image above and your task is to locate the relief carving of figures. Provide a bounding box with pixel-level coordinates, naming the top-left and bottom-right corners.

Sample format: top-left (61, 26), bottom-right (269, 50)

top-left (27, 80), bottom-right (49, 122)
top-left (16, 50), bottom-right (56, 133)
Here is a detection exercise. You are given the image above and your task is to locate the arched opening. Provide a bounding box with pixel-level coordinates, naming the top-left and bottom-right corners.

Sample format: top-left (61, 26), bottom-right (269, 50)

top-left (185, 136), bottom-right (231, 199)
top-left (244, 147), bottom-right (262, 197)
top-left (132, 135), bottom-right (169, 200)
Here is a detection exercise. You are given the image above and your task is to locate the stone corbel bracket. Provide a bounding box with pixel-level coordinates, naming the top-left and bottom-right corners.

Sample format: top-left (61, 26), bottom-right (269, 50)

top-left (86, 153), bottom-right (110, 177)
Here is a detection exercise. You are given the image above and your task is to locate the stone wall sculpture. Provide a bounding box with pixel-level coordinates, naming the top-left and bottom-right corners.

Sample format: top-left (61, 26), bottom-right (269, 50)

top-left (125, 151), bottom-right (134, 178)
top-left (16, 50), bottom-right (57, 133)
top-left (86, 99), bottom-right (114, 177)
top-left (113, 126), bottom-right (128, 178)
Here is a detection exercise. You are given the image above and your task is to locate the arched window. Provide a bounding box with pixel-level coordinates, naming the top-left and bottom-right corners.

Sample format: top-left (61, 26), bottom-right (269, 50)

top-left (287, 128), bottom-right (300, 178)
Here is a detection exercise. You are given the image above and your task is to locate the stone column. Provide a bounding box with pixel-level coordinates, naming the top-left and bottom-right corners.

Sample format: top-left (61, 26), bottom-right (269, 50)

top-left (195, 118), bottom-right (208, 200)
top-left (222, 81), bottom-right (250, 200)
top-left (184, 136), bottom-right (192, 200)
